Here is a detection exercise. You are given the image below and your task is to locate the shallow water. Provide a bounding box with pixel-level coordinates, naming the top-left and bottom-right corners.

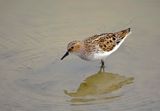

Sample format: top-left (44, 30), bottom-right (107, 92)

top-left (0, 0), bottom-right (160, 111)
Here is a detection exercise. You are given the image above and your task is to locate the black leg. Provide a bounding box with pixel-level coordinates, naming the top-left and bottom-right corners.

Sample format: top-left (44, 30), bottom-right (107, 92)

top-left (100, 60), bottom-right (105, 72)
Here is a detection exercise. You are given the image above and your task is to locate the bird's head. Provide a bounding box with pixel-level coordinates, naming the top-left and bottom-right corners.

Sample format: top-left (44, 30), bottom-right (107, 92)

top-left (61, 40), bottom-right (82, 60)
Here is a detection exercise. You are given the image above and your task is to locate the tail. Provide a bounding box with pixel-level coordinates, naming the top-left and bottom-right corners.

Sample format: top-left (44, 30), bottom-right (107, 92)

top-left (115, 28), bottom-right (131, 40)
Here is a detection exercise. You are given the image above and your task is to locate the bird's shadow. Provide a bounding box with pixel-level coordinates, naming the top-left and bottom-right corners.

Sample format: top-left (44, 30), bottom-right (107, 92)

top-left (64, 68), bottom-right (134, 104)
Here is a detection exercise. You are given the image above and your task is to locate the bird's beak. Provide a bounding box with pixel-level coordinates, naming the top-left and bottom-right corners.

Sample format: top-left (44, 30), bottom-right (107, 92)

top-left (61, 51), bottom-right (69, 60)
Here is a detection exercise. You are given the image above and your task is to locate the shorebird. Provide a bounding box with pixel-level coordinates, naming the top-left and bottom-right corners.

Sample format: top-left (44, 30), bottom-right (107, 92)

top-left (61, 28), bottom-right (131, 70)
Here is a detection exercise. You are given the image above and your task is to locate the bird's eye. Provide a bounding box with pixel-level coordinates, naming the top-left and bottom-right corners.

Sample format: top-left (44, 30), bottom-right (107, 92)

top-left (71, 46), bottom-right (73, 49)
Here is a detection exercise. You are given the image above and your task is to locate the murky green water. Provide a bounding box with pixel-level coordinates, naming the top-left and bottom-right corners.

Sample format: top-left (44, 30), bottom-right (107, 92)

top-left (0, 0), bottom-right (160, 111)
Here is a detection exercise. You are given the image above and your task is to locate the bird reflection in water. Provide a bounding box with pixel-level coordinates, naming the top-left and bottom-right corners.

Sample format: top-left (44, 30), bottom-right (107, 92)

top-left (64, 67), bottom-right (134, 104)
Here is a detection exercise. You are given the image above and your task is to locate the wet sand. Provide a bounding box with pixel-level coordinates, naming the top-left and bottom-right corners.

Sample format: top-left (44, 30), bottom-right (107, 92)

top-left (0, 0), bottom-right (160, 111)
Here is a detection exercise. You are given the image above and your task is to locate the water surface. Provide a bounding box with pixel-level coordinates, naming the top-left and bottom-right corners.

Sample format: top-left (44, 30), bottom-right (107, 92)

top-left (0, 0), bottom-right (160, 111)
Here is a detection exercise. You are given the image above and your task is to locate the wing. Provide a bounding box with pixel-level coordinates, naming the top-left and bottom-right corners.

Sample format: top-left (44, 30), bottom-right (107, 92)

top-left (83, 28), bottom-right (131, 52)
top-left (97, 28), bottom-right (131, 51)
top-left (83, 33), bottom-right (116, 52)
top-left (98, 33), bottom-right (117, 51)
